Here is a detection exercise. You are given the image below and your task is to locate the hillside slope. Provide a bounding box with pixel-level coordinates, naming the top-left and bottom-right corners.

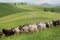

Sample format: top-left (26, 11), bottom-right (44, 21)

top-left (0, 3), bottom-right (60, 40)
top-left (0, 3), bottom-right (31, 18)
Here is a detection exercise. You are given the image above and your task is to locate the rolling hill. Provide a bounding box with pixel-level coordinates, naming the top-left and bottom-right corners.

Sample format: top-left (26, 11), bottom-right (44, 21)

top-left (0, 3), bottom-right (60, 40)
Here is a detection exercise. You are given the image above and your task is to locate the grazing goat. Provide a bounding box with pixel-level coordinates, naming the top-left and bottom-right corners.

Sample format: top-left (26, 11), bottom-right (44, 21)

top-left (18, 25), bottom-right (24, 33)
top-left (2, 29), bottom-right (15, 37)
top-left (14, 27), bottom-right (21, 34)
top-left (29, 24), bottom-right (38, 32)
top-left (36, 22), bottom-right (46, 30)
top-left (45, 22), bottom-right (53, 28)
top-left (22, 24), bottom-right (30, 32)
top-left (52, 20), bottom-right (60, 26)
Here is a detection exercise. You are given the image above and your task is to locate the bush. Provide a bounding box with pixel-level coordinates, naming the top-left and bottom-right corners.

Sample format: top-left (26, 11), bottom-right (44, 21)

top-left (50, 8), bottom-right (54, 12)
top-left (44, 8), bottom-right (49, 12)
top-left (20, 2), bottom-right (27, 5)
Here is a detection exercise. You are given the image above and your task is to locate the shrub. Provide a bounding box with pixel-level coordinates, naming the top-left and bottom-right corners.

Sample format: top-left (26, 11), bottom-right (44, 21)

top-left (50, 8), bottom-right (54, 12)
top-left (44, 8), bottom-right (49, 12)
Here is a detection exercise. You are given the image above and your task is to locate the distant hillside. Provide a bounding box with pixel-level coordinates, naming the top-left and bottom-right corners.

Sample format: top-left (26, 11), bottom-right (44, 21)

top-left (41, 3), bottom-right (53, 6)
top-left (41, 3), bottom-right (60, 6)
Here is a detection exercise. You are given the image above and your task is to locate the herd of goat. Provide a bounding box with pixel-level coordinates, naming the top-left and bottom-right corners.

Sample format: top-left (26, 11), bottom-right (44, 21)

top-left (0, 20), bottom-right (60, 38)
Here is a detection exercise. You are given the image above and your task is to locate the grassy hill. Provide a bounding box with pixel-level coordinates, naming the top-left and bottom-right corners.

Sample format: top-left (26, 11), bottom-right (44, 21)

top-left (0, 3), bottom-right (60, 40)
top-left (0, 3), bottom-right (32, 18)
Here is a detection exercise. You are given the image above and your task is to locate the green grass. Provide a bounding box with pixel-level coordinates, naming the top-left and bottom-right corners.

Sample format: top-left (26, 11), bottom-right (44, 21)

top-left (0, 3), bottom-right (60, 40)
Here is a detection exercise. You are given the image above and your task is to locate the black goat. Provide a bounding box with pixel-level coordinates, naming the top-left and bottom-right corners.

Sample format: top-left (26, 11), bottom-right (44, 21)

top-left (2, 29), bottom-right (15, 37)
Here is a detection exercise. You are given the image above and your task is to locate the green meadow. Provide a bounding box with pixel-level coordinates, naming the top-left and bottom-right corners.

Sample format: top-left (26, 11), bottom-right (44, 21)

top-left (0, 3), bottom-right (60, 40)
